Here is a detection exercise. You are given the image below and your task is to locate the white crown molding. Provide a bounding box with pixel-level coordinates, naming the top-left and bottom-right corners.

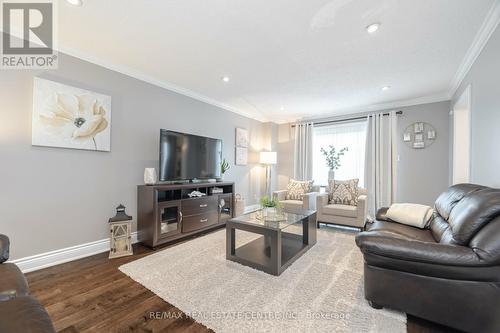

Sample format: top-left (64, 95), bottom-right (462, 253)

top-left (291, 92), bottom-right (450, 124)
top-left (448, 0), bottom-right (500, 98)
top-left (10, 205), bottom-right (260, 273)
top-left (57, 46), bottom-right (270, 123)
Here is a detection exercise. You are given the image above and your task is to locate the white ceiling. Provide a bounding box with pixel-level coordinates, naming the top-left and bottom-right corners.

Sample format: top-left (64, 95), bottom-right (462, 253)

top-left (57, 0), bottom-right (498, 123)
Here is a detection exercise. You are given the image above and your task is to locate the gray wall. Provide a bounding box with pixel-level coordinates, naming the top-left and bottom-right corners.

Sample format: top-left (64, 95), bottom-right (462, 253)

top-left (277, 101), bottom-right (450, 206)
top-left (451, 24), bottom-right (500, 188)
top-left (395, 102), bottom-right (450, 205)
top-left (0, 53), bottom-right (267, 260)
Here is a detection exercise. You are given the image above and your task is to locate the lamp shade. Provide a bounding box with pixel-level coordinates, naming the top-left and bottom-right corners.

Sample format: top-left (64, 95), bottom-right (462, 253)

top-left (260, 151), bottom-right (277, 165)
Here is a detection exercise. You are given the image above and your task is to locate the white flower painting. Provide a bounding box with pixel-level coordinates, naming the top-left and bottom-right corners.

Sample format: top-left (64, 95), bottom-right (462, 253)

top-left (32, 78), bottom-right (111, 151)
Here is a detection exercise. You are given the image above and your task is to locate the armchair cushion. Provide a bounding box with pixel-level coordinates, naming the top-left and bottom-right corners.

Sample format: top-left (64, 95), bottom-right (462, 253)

top-left (328, 179), bottom-right (359, 206)
top-left (323, 204), bottom-right (357, 218)
top-left (0, 234), bottom-right (9, 263)
top-left (285, 179), bottom-right (313, 200)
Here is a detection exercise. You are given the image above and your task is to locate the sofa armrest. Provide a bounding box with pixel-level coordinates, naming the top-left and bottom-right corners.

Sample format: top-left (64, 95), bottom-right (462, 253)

top-left (273, 190), bottom-right (288, 202)
top-left (0, 234), bottom-right (9, 263)
top-left (316, 193), bottom-right (329, 213)
top-left (357, 195), bottom-right (368, 220)
top-left (355, 232), bottom-right (483, 266)
top-left (375, 207), bottom-right (391, 222)
top-left (302, 192), bottom-right (317, 211)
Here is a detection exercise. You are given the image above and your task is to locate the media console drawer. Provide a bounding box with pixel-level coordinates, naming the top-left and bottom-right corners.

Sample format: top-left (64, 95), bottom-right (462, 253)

top-left (182, 196), bottom-right (218, 216)
top-left (182, 211), bottom-right (218, 233)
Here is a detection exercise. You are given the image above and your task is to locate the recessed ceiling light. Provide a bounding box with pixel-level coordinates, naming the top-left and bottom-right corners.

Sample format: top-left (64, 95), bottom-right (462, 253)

top-left (66, 0), bottom-right (83, 6)
top-left (221, 76), bottom-right (230, 83)
top-left (366, 23), bottom-right (381, 34)
top-left (382, 85), bottom-right (391, 91)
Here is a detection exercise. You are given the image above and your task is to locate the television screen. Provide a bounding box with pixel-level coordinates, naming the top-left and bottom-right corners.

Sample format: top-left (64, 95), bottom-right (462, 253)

top-left (159, 130), bottom-right (222, 181)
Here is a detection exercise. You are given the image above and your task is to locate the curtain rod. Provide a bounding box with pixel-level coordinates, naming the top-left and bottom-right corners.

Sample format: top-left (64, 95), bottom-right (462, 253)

top-left (291, 110), bottom-right (403, 128)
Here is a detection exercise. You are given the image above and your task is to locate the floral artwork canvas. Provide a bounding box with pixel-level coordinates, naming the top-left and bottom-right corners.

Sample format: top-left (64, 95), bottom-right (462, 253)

top-left (32, 77), bottom-right (111, 151)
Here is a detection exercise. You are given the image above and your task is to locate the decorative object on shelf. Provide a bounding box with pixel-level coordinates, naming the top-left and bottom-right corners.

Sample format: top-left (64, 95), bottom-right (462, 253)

top-left (235, 147), bottom-right (248, 165)
top-left (235, 128), bottom-right (248, 148)
top-left (108, 204), bottom-right (133, 259)
top-left (403, 122), bottom-right (437, 149)
top-left (220, 158), bottom-right (230, 181)
top-left (234, 193), bottom-right (245, 216)
top-left (260, 151), bottom-right (277, 197)
top-left (143, 168), bottom-right (157, 185)
top-left (320, 145), bottom-right (348, 181)
top-left (188, 190), bottom-right (206, 198)
top-left (211, 187), bottom-right (224, 194)
top-left (32, 77), bottom-right (112, 151)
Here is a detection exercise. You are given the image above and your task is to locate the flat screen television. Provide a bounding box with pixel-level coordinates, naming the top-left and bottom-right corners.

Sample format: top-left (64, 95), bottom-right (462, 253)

top-left (159, 130), bottom-right (222, 181)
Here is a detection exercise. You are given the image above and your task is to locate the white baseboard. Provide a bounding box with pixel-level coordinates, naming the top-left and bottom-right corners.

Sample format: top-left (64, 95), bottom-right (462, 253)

top-left (11, 232), bottom-right (139, 273)
top-left (11, 205), bottom-right (260, 273)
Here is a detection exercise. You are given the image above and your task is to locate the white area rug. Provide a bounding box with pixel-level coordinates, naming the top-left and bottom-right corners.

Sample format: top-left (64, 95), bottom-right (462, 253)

top-left (119, 228), bottom-right (406, 333)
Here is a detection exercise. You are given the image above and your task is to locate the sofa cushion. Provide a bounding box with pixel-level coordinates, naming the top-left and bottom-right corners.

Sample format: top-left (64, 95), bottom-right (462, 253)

top-left (285, 179), bottom-right (313, 200)
top-left (0, 296), bottom-right (56, 333)
top-left (367, 220), bottom-right (437, 243)
top-left (0, 263), bottom-right (29, 297)
top-left (323, 204), bottom-right (357, 218)
top-left (447, 188), bottom-right (500, 245)
top-left (328, 179), bottom-right (359, 206)
top-left (434, 183), bottom-right (486, 221)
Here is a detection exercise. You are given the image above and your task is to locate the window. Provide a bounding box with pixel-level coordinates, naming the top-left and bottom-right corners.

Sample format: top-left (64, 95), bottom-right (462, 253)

top-left (312, 120), bottom-right (367, 187)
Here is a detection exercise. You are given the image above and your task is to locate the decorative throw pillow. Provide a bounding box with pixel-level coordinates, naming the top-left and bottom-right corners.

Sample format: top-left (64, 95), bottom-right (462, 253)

top-left (328, 179), bottom-right (359, 206)
top-left (286, 179), bottom-right (313, 200)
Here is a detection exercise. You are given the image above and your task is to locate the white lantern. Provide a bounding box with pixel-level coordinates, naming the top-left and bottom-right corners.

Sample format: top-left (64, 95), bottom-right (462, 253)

top-left (109, 204), bottom-right (133, 259)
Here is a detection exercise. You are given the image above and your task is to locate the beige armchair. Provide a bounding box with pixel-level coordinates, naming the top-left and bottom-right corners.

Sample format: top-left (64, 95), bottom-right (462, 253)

top-left (316, 188), bottom-right (368, 230)
top-left (273, 186), bottom-right (319, 214)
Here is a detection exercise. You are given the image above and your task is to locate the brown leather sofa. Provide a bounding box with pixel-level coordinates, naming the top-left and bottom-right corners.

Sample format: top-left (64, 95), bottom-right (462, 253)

top-left (355, 184), bottom-right (500, 333)
top-left (0, 234), bottom-right (56, 333)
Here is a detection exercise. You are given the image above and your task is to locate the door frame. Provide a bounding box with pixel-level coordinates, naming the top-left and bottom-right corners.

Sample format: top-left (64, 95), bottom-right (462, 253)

top-left (452, 85), bottom-right (472, 184)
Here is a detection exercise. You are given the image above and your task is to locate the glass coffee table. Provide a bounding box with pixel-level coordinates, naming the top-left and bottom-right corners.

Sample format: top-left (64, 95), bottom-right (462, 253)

top-left (226, 210), bottom-right (317, 276)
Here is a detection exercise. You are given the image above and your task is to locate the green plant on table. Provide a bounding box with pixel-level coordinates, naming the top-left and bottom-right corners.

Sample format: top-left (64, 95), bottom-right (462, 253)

top-left (259, 196), bottom-right (279, 208)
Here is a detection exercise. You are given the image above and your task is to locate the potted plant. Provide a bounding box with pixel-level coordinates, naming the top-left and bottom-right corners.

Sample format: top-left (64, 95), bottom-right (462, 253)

top-left (219, 158), bottom-right (230, 181)
top-left (320, 145), bottom-right (348, 181)
top-left (259, 196), bottom-right (280, 216)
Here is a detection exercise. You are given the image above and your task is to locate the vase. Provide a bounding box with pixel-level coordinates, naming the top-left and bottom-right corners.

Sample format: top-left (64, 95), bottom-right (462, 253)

top-left (328, 169), bottom-right (335, 181)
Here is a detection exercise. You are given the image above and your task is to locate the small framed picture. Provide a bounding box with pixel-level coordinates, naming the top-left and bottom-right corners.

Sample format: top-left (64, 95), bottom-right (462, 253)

top-left (413, 141), bottom-right (425, 149)
top-left (414, 122), bottom-right (424, 133)
top-left (427, 130), bottom-right (436, 140)
top-left (235, 147), bottom-right (248, 165)
top-left (235, 128), bottom-right (248, 148)
top-left (403, 133), bottom-right (411, 142)
top-left (415, 133), bottom-right (424, 142)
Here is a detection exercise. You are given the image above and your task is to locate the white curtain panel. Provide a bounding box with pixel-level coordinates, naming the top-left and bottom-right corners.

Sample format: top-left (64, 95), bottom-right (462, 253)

top-left (312, 120), bottom-right (367, 187)
top-left (293, 122), bottom-right (314, 181)
top-left (364, 111), bottom-right (398, 219)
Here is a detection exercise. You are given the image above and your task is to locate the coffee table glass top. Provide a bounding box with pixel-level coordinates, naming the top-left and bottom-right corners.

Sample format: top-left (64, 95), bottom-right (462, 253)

top-left (229, 209), bottom-right (315, 230)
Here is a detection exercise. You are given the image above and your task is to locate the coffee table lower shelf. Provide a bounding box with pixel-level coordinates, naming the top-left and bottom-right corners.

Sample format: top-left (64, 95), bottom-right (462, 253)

top-left (226, 211), bottom-right (317, 276)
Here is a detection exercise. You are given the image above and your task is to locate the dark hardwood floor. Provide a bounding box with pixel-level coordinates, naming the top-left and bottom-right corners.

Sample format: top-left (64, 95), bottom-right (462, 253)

top-left (26, 232), bottom-right (461, 333)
